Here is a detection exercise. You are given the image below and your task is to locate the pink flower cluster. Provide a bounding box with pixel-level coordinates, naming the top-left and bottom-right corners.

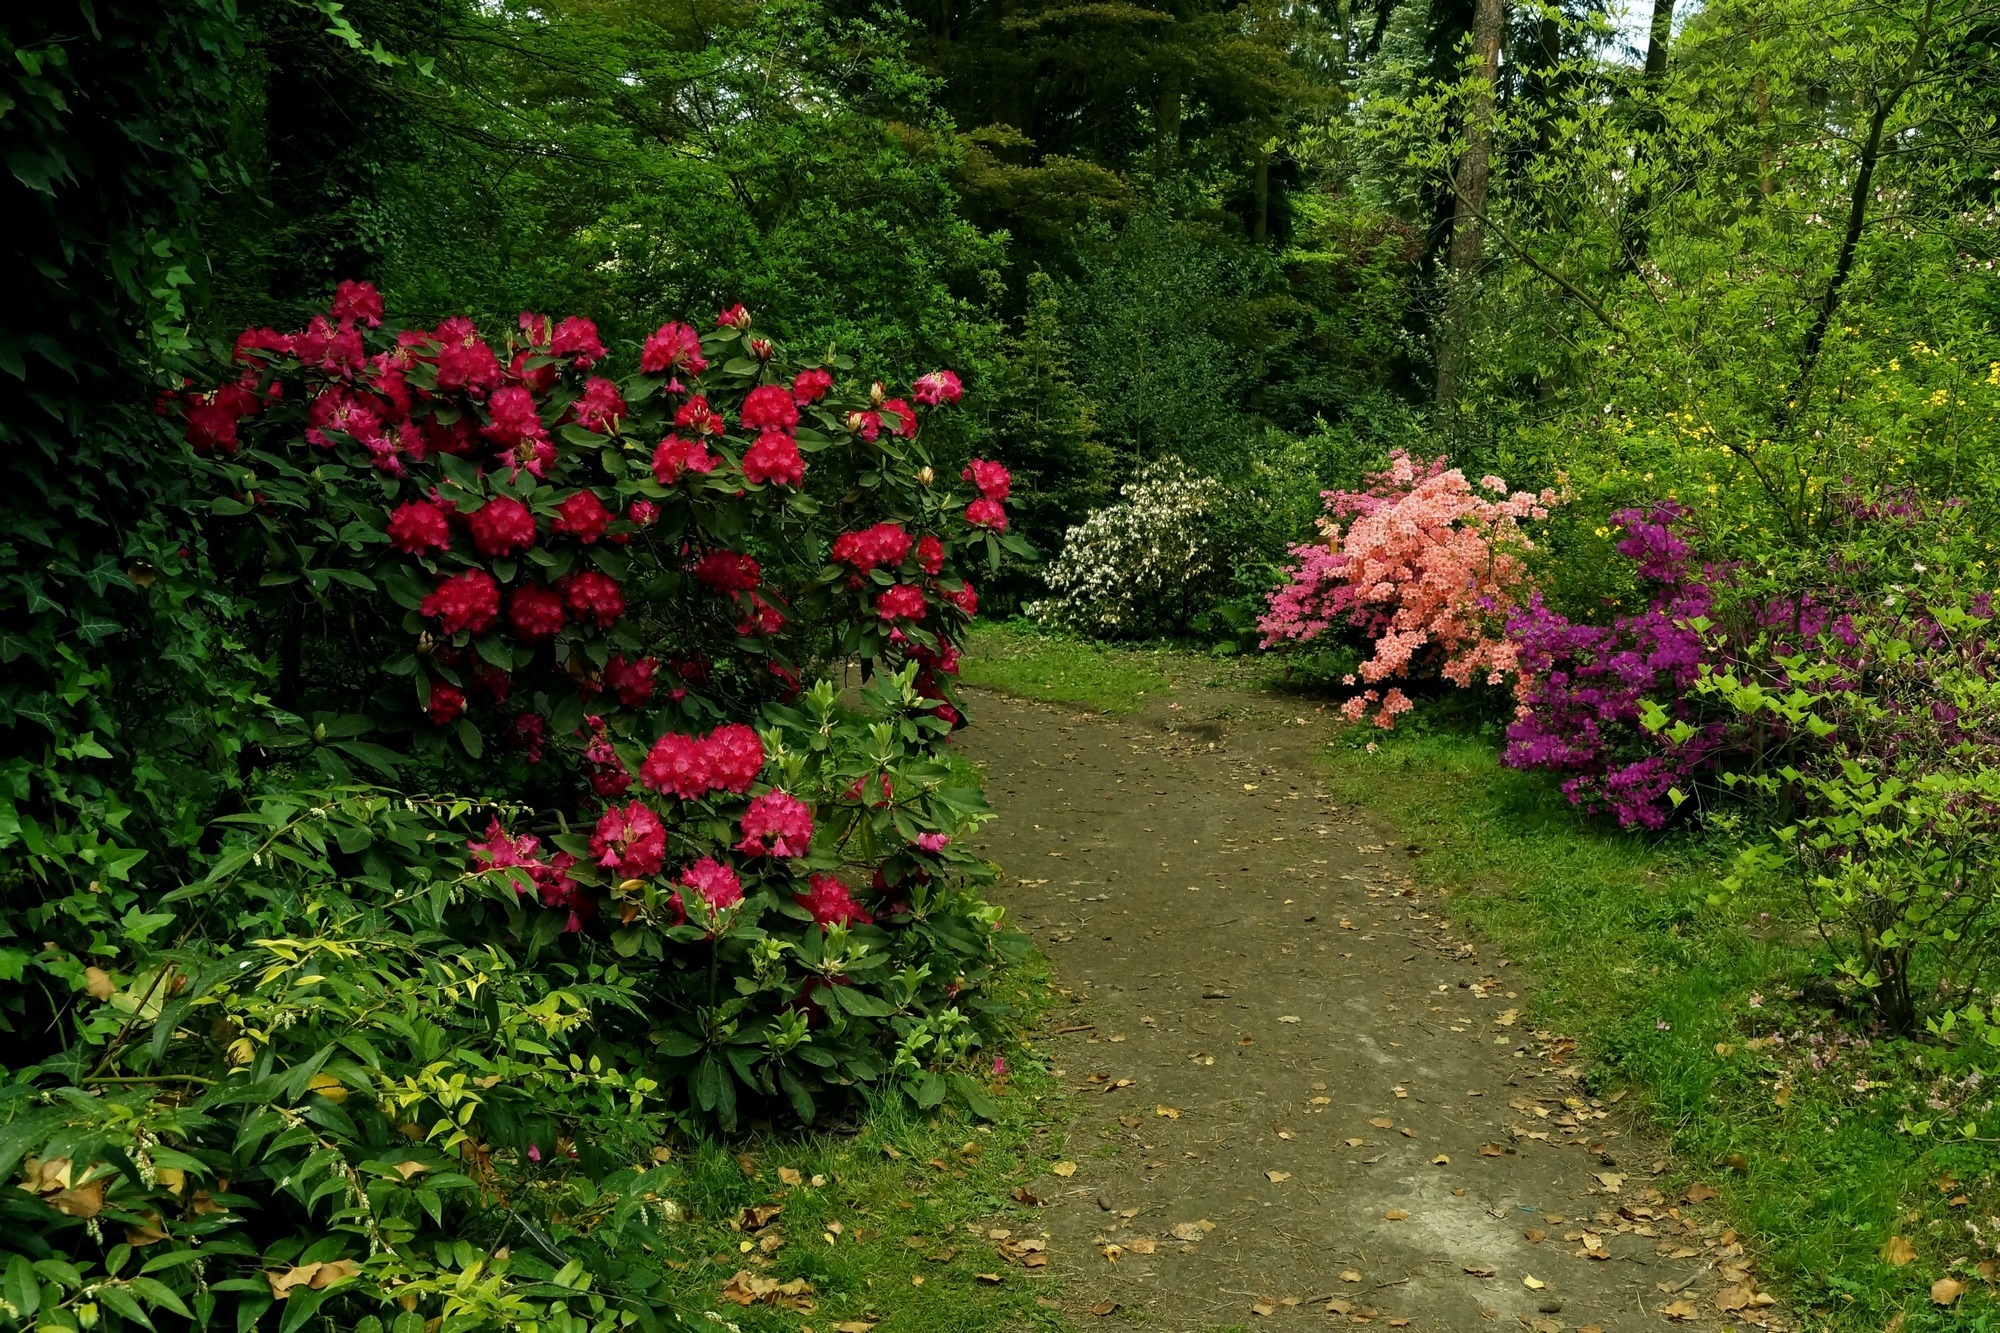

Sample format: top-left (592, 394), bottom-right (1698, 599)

top-left (640, 723), bottom-right (767, 799)
top-left (1260, 451), bottom-right (1565, 727)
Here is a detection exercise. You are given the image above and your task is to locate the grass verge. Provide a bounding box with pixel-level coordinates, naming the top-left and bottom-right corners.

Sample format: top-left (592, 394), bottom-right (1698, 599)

top-left (649, 957), bottom-right (1075, 1331)
top-left (963, 626), bottom-right (2000, 1333)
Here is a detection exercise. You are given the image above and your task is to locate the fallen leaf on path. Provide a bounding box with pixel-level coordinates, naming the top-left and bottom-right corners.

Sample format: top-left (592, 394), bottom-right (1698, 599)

top-left (1156, 1105), bottom-right (1180, 1119)
top-left (1524, 1228), bottom-right (1546, 1243)
top-left (1933, 1278), bottom-right (1968, 1306)
top-left (1345, 1137), bottom-right (1366, 1147)
top-left (1594, 1171), bottom-right (1623, 1191)
top-left (1493, 1009), bottom-right (1518, 1027)
top-left (1251, 1302), bottom-right (1277, 1317)
top-left (1480, 1143), bottom-right (1504, 1156)
top-left (1883, 1235), bottom-right (1917, 1265)
top-left (1432, 1154), bottom-right (1450, 1165)
top-left (1339, 1271), bottom-right (1362, 1284)
top-left (1662, 1298), bottom-right (1699, 1321)
top-left (1278, 1015), bottom-right (1301, 1023)
top-left (1521, 1275), bottom-right (1545, 1290)
top-left (778, 1167), bottom-right (803, 1186)
top-left (975, 1274), bottom-right (1001, 1285)
top-left (1265, 1171), bottom-right (1291, 1182)
top-left (1092, 1301), bottom-right (1120, 1316)
top-left (1369, 1117), bottom-right (1394, 1129)
top-left (1100, 1244), bottom-right (1123, 1262)
top-left (1170, 1220), bottom-right (1215, 1241)
top-left (1127, 1238), bottom-right (1156, 1254)
top-left (1382, 1210), bottom-right (1409, 1222)
top-left (1052, 1161), bottom-right (1077, 1177)
top-left (1684, 1182), bottom-right (1718, 1204)
top-left (1463, 1266), bottom-right (1496, 1278)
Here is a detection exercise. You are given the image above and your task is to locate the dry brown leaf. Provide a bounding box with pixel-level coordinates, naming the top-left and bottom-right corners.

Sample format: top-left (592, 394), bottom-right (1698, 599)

top-left (1432, 1154), bottom-right (1451, 1166)
top-left (84, 968), bottom-right (116, 1001)
top-left (1052, 1161), bottom-right (1077, 1178)
top-left (1169, 1220), bottom-right (1216, 1241)
top-left (1127, 1238), bottom-right (1157, 1255)
top-left (1479, 1143), bottom-right (1504, 1157)
top-left (1683, 1182), bottom-right (1718, 1204)
top-left (1369, 1117), bottom-right (1394, 1129)
top-left (47, 1178), bottom-right (106, 1220)
top-left (1265, 1171), bottom-right (1291, 1183)
top-left (1156, 1105), bottom-right (1181, 1119)
top-left (1092, 1301), bottom-right (1120, 1317)
top-left (1251, 1302), bottom-right (1277, 1317)
top-left (778, 1166), bottom-right (804, 1186)
top-left (1933, 1277), bottom-right (1969, 1307)
top-left (833, 1322), bottom-right (875, 1332)
top-left (1339, 1271), bottom-right (1362, 1284)
top-left (1662, 1298), bottom-right (1699, 1321)
top-left (1463, 1265), bottom-right (1496, 1278)
top-left (391, 1160), bottom-right (427, 1180)
top-left (1883, 1235), bottom-right (1917, 1266)
top-left (124, 1213), bottom-right (168, 1247)
top-left (1382, 1210), bottom-right (1409, 1222)
top-left (1594, 1171), bottom-right (1623, 1192)
top-left (975, 1273), bottom-right (1002, 1285)
top-left (721, 1270), bottom-right (815, 1311)
top-left (1524, 1228), bottom-right (1546, 1243)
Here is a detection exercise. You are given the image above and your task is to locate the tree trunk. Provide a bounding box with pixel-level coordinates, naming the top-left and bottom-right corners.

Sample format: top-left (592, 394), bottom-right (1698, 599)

top-left (1433, 0), bottom-right (1504, 411)
top-left (1252, 138), bottom-right (1271, 243)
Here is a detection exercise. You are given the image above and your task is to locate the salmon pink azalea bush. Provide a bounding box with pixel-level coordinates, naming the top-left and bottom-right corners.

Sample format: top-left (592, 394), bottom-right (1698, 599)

top-left (179, 282), bottom-right (1031, 1127)
top-left (1260, 451), bottom-right (1565, 724)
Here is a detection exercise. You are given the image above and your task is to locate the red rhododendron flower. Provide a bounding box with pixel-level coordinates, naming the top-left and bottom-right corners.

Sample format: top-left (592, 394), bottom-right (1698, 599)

top-left (306, 386), bottom-right (379, 449)
top-left (512, 711), bottom-right (545, 762)
top-left (769, 660), bottom-right (802, 699)
top-left (735, 591), bottom-right (786, 637)
top-left (946, 580), bottom-right (977, 616)
top-left (423, 413), bottom-right (480, 456)
top-left (570, 376), bottom-right (627, 434)
top-left (965, 496), bottom-right (1008, 531)
top-left (564, 570), bottom-right (624, 628)
top-left (509, 350), bottom-right (558, 394)
top-left (738, 790), bottom-right (813, 857)
top-left (962, 459), bottom-right (1011, 500)
top-left (553, 489), bottom-right (612, 543)
top-left (508, 583), bottom-right (568, 641)
top-left (674, 395), bottom-right (725, 436)
top-left (741, 431), bottom-right (805, 486)
top-left (433, 317), bottom-right (502, 395)
top-left (519, 311), bottom-right (552, 345)
top-left (831, 522), bottom-right (913, 573)
top-left (739, 384), bottom-right (800, 434)
top-left (913, 369), bottom-right (963, 405)
top-left (234, 327), bottom-right (294, 363)
top-left (716, 303), bottom-right (751, 329)
top-left (295, 315), bottom-right (365, 377)
top-left (916, 534), bottom-right (944, 575)
top-left (421, 570), bottom-right (501, 635)
top-left (705, 723), bottom-right (765, 793)
top-left (387, 499), bottom-right (453, 555)
top-left (875, 585), bottom-right (927, 620)
top-left (551, 316), bottom-right (606, 367)
top-left (591, 800), bottom-right (667, 879)
top-left (473, 662), bottom-right (511, 702)
top-left (184, 399), bottom-right (243, 454)
top-left (469, 817), bottom-right (542, 878)
top-left (331, 279), bottom-right (384, 328)
top-left (628, 499), bottom-right (660, 527)
top-left (680, 856), bottom-right (744, 910)
top-left (369, 360), bottom-right (413, 421)
top-left (881, 398), bottom-right (917, 439)
top-left (427, 681), bottom-right (467, 727)
top-left (640, 732), bottom-right (708, 798)
top-left (468, 496), bottom-right (537, 557)
top-left (651, 434), bottom-right (719, 484)
top-left (482, 385), bottom-right (546, 448)
top-left (796, 873), bottom-right (872, 928)
top-left (792, 367), bottom-right (833, 404)
top-left (603, 653), bottom-right (658, 706)
top-left (693, 550), bottom-right (761, 591)
top-left (935, 702), bottom-right (962, 727)
top-left (640, 322), bottom-right (706, 375)
top-left (845, 410), bottom-right (882, 442)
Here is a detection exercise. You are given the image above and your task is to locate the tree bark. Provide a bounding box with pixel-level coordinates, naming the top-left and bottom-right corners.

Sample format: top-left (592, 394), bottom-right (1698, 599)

top-left (1433, 0), bottom-right (1504, 411)
top-left (1616, 0), bottom-right (1675, 270)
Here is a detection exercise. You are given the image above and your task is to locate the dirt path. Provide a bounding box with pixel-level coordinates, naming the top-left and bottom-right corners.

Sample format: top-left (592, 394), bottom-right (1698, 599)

top-left (960, 685), bottom-right (1786, 1333)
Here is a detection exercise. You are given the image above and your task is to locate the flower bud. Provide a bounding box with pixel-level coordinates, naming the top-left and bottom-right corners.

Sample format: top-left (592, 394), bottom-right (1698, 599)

top-left (416, 632), bottom-right (435, 657)
top-left (749, 337), bottom-right (774, 361)
top-left (916, 465), bottom-right (935, 486)
top-left (870, 381), bottom-right (886, 406)
top-left (845, 411), bottom-right (869, 434)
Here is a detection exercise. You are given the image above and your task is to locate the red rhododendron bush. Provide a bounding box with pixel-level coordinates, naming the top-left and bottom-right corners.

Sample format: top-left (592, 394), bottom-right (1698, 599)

top-left (179, 283), bottom-right (1026, 1126)
top-left (1259, 450), bottom-right (1565, 725)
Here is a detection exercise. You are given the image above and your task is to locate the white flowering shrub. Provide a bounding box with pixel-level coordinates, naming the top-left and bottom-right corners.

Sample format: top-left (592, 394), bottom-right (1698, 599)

top-left (1027, 456), bottom-right (1228, 637)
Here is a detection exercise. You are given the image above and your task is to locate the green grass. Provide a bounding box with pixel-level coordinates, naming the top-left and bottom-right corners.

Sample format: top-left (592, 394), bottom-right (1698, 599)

top-left (961, 619), bottom-right (1291, 712)
top-left (649, 962), bottom-right (1077, 1331)
top-left (962, 626), bottom-right (2000, 1333)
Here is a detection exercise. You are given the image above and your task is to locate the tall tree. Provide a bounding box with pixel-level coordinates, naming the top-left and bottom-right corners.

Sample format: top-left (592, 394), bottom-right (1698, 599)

top-left (1432, 0), bottom-right (1503, 408)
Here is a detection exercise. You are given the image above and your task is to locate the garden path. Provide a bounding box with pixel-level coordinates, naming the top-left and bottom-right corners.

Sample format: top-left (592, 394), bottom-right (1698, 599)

top-left (960, 685), bottom-right (1786, 1333)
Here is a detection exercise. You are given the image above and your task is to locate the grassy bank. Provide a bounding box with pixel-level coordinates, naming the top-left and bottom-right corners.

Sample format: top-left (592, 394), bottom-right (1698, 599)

top-left (961, 624), bottom-right (2000, 1332)
top-left (647, 958), bottom-right (1074, 1331)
